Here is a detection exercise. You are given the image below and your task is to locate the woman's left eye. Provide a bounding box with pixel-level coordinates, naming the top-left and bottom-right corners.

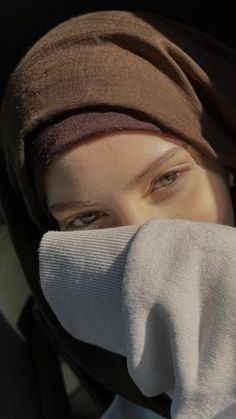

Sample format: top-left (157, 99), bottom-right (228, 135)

top-left (152, 169), bottom-right (183, 191)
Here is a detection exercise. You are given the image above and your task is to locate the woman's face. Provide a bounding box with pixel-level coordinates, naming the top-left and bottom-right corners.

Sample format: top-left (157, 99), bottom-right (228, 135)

top-left (44, 131), bottom-right (235, 231)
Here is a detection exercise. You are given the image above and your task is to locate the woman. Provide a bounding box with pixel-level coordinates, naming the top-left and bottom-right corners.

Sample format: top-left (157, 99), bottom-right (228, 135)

top-left (1, 9), bottom-right (236, 418)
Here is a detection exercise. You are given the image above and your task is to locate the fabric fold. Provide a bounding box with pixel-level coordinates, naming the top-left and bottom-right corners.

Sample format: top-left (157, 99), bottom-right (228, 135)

top-left (39, 218), bottom-right (236, 418)
top-left (39, 224), bottom-right (140, 355)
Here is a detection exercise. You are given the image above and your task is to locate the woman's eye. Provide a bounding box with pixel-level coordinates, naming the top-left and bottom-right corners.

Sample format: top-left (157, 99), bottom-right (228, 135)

top-left (60, 169), bottom-right (188, 231)
top-left (61, 212), bottom-right (101, 231)
top-left (152, 169), bottom-right (181, 191)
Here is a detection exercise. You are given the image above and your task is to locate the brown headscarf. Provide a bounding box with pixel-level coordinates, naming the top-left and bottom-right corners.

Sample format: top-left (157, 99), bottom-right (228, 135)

top-left (0, 10), bottom-right (236, 417)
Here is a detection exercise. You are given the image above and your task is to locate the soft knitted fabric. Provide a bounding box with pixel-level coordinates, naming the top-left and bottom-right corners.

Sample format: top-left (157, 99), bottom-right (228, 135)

top-left (101, 395), bottom-right (165, 419)
top-left (27, 111), bottom-right (162, 170)
top-left (39, 218), bottom-right (236, 418)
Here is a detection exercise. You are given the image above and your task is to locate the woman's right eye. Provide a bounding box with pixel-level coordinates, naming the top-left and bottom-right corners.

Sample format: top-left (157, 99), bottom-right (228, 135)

top-left (61, 211), bottom-right (102, 231)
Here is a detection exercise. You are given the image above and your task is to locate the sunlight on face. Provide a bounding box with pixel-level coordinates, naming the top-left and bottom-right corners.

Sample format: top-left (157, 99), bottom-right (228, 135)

top-left (44, 130), bottom-right (235, 231)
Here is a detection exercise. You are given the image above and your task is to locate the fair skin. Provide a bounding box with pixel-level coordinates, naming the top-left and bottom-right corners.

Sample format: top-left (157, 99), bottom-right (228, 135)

top-left (44, 130), bottom-right (235, 231)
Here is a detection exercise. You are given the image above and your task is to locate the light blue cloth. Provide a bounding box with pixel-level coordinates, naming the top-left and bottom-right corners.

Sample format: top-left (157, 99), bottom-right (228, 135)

top-left (39, 218), bottom-right (236, 418)
top-left (101, 395), bottom-right (165, 419)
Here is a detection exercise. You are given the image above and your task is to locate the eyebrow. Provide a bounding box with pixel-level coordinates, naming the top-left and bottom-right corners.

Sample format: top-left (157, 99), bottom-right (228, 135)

top-left (49, 145), bottom-right (186, 213)
top-left (126, 145), bottom-right (185, 189)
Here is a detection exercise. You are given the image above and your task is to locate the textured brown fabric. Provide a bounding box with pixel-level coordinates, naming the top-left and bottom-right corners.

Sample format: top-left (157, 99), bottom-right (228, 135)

top-left (1, 10), bottom-right (236, 231)
top-left (28, 111), bottom-right (161, 168)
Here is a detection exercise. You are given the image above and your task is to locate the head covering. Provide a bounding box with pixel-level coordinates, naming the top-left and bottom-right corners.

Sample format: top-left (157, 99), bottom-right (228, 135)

top-left (0, 9), bottom-right (236, 417)
top-left (1, 10), bottom-right (236, 232)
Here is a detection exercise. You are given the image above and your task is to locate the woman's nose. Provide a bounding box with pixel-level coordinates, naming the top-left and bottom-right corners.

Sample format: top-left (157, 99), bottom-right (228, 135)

top-left (113, 203), bottom-right (156, 227)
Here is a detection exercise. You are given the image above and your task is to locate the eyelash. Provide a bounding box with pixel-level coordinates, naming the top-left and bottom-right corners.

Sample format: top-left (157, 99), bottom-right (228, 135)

top-left (61, 168), bottom-right (187, 231)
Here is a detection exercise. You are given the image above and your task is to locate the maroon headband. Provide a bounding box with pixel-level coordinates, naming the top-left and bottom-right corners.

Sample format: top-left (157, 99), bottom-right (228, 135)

top-left (28, 111), bottom-right (162, 167)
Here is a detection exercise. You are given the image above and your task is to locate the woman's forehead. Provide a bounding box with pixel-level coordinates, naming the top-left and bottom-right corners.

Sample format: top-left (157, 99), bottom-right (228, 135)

top-left (44, 131), bottom-right (205, 187)
top-left (41, 129), bottom-right (208, 198)
top-left (52, 130), bottom-right (190, 161)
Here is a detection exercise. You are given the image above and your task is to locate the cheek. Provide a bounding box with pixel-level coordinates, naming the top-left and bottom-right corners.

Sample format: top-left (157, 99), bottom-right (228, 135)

top-left (189, 172), bottom-right (235, 225)
top-left (159, 170), bottom-right (234, 226)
